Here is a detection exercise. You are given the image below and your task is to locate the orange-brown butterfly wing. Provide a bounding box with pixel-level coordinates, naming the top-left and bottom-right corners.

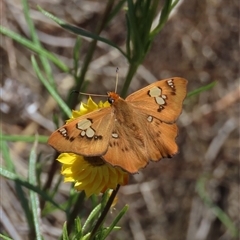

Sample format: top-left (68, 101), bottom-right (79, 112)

top-left (102, 103), bottom-right (148, 173)
top-left (102, 106), bottom-right (179, 173)
top-left (48, 107), bottom-right (114, 156)
top-left (48, 77), bottom-right (187, 173)
top-left (102, 77), bottom-right (187, 173)
top-left (126, 77), bottom-right (187, 123)
top-left (141, 116), bottom-right (179, 161)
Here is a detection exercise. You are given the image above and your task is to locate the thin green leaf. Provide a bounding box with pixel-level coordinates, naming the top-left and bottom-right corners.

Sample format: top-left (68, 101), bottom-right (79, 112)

top-left (31, 55), bottom-right (72, 118)
top-left (75, 217), bottom-right (82, 234)
top-left (42, 195), bottom-right (74, 217)
top-left (22, 0), bottom-right (39, 44)
top-left (37, 6), bottom-right (128, 59)
top-left (171, 0), bottom-right (180, 11)
top-left (73, 37), bottom-right (82, 78)
top-left (42, 199), bottom-right (63, 216)
top-left (73, 217), bottom-right (83, 240)
top-left (125, 13), bottom-right (132, 59)
top-left (1, 140), bottom-right (34, 231)
top-left (0, 167), bottom-right (64, 211)
top-left (22, 0), bottom-right (55, 87)
top-left (150, 0), bottom-right (173, 38)
top-left (0, 234), bottom-right (13, 240)
top-left (126, 0), bottom-right (142, 56)
top-left (121, 61), bottom-right (139, 97)
top-left (48, 174), bottom-right (63, 202)
top-left (106, 0), bottom-right (126, 23)
top-left (197, 176), bottom-right (239, 238)
top-left (66, 1), bottom-right (118, 110)
top-left (0, 26), bottom-right (69, 72)
top-left (89, 185), bottom-right (120, 240)
top-left (65, 191), bottom-right (85, 235)
top-left (90, 194), bottom-right (98, 209)
top-left (28, 137), bottom-right (42, 240)
top-left (101, 190), bottom-right (110, 212)
top-left (65, 188), bottom-right (80, 217)
top-left (1, 134), bottom-right (48, 143)
top-left (82, 204), bottom-right (101, 234)
top-left (187, 82), bottom-right (216, 98)
top-left (62, 222), bottom-right (70, 240)
top-left (82, 233), bottom-right (90, 240)
top-left (63, 23), bottom-right (127, 59)
top-left (102, 205), bottom-right (128, 238)
top-left (0, 140), bottom-right (15, 172)
top-left (141, 0), bottom-right (158, 45)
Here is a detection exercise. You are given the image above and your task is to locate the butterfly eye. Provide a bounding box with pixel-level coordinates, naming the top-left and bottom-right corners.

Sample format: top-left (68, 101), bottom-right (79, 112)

top-left (107, 92), bottom-right (119, 104)
top-left (108, 97), bottom-right (115, 104)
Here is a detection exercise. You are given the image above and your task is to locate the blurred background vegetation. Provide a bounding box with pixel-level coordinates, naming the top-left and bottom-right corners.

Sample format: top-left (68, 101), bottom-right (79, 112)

top-left (1, 0), bottom-right (239, 239)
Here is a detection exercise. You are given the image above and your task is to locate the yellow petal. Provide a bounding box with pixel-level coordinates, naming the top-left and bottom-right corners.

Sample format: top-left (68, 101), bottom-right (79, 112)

top-left (57, 153), bottom-right (76, 164)
top-left (56, 97), bottom-right (128, 197)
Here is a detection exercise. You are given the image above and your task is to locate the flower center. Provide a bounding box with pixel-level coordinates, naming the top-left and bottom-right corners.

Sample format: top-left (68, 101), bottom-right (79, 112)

top-left (84, 156), bottom-right (106, 167)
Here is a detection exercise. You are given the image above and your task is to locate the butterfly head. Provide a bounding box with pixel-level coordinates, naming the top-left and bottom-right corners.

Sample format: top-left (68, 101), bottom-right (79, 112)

top-left (107, 92), bottom-right (120, 105)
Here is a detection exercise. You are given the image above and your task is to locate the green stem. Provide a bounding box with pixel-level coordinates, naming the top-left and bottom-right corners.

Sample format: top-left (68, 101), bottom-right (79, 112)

top-left (67, 0), bottom-right (115, 110)
top-left (0, 26), bottom-right (69, 72)
top-left (22, 0), bottom-right (55, 88)
top-left (121, 61), bottom-right (140, 98)
top-left (89, 185), bottom-right (120, 240)
top-left (66, 192), bottom-right (85, 234)
top-left (197, 176), bottom-right (239, 238)
top-left (1, 134), bottom-right (48, 143)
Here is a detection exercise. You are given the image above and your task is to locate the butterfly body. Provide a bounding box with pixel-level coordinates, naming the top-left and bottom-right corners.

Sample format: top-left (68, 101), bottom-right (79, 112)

top-left (48, 77), bottom-right (187, 173)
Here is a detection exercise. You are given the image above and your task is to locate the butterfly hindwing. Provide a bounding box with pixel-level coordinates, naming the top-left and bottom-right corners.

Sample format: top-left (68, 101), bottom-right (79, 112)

top-left (48, 107), bottom-right (114, 156)
top-left (102, 105), bottom-right (179, 173)
top-left (142, 116), bottom-right (179, 160)
top-left (102, 106), bottom-right (149, 173)
top-left (126, 77), bottom-right (187, 123)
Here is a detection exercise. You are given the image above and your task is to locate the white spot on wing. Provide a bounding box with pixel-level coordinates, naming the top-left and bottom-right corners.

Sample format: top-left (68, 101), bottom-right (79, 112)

top-left (161, 94), bottom-right (167, 99)
top-left (86, 128), bottom-right (95, 138)
top-left (112, 133), bottom-right (119, 138)
top-left (167, 79), bottom-right (175, 88)
top-left (149, 87), bottom-right (162, 97)
top-left (81, 131), bottom-right (86, 137)
top-left (59, 128), bottom-right (68, 137)
top-left (147, 116), bottom-right (153, 122)
top-left (155, 97), bottom-right (165, 105)
top-left (77, 119), bottom-right (92, 130)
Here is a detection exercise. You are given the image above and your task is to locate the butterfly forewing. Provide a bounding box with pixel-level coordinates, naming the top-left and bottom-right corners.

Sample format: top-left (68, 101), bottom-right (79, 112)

top-left (126, 77), bottom-right (187, 123)
top-left (48, 107), bottom-right (114, 156)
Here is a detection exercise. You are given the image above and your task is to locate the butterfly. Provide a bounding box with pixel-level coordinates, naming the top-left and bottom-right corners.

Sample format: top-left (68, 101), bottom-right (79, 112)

top-left (48, 77), bottom-right (187, 173)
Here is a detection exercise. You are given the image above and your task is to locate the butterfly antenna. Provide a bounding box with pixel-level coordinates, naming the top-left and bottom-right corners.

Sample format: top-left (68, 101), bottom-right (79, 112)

top-left (114, 67), bottom-right (119, 93)
top-left (71, 90), bottom-right (107, 97)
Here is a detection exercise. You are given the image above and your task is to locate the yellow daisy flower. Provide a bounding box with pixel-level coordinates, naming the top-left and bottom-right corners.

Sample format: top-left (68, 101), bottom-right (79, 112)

top-left (57, 98), bottom-right (129, 197)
